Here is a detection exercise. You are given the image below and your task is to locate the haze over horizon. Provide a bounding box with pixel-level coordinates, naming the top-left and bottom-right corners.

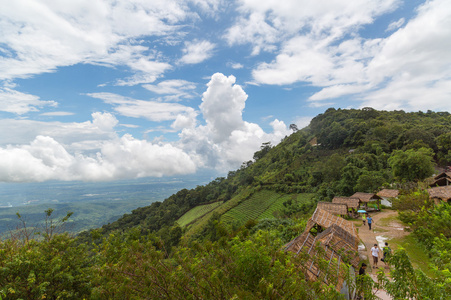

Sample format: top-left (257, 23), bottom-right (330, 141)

top-left (1, 0), bottom-right (450, 183)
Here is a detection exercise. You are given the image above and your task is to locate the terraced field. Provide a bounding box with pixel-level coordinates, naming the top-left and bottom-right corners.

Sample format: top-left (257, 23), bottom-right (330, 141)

top-left (219, 191), bottom-right (286, 224)
top-left (222, 191), bottom-right (314, 225)
top-left (177, 201), bottom-right (223, 227)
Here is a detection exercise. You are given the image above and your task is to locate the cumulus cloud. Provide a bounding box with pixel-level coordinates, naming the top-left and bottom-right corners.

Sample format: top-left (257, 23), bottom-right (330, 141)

top-left (0, 87), bottom-right (57, 114)
top-left (0, 73), bottom-right (293, 182)
top-left (179, 40), bottom-right (216, 64)
top-left (178, 73), bottom-right (291, 171)
top-left (0, 134), bottom-right (196, 182)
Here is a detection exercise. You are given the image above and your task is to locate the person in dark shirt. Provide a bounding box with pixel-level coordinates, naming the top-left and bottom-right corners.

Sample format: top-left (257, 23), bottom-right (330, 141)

top-left (359, 263), bottom-right (367, 275)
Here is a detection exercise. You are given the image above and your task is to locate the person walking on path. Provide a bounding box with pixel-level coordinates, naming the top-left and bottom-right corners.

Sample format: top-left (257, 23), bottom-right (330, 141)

top-left (371, 244), bottom-right (380, 268)
top-left (367, 215), bottom-right (373, 230)
top-left (382, 242), bottom-right (392, 268)
top-left (362, 213), bottom-right (366, 226)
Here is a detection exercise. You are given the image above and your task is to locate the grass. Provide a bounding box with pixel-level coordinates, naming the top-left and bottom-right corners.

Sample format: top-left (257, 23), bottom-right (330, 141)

top-left (389, 234), bottom-right (434, 277)
top-left (377, 213), bottom-right (399, 227)
top-left (177, 201), bottom-right (223, 227)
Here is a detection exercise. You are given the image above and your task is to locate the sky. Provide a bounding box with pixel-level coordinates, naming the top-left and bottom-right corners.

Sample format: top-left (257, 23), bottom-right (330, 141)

top-left (0, 0), bottom-right (450, 183)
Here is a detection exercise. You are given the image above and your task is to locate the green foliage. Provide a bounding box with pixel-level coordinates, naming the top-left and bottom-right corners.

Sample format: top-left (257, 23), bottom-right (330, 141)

top-left (377, 248), bottom-right (451, 299)
top-left (388, 147), bottom-right (435, 182)
top-left (0, 211), bottom-right (92, 299)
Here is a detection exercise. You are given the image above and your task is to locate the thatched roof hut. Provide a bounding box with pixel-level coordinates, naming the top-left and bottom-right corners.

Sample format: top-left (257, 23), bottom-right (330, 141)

top-left (351, 192), bottom-right (381, 210)
top-left (430, 172), bottom-right (451, 187)
top-left (317, 202), bottom-right (348, 216)
top-left (332, 197), bottom-right (360, 209)
top-left (284, 208), bottom-right (359, 293)
top-left (427, 185), bottom-right (451, 203)
top-left (351, 192), bottom-right (381, 202)
top-left (377, 189), bottom-right (399, 198)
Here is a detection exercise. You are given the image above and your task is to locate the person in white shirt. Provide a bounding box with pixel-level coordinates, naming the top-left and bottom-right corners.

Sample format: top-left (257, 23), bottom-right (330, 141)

top-left (371, 244), bottom-right (380, 268)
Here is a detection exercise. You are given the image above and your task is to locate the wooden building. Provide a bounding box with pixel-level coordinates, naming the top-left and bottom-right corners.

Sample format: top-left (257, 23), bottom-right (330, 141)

top-left (430, 172), bottom-right (451, 187)
top-left (285, 208), bottom-right (359, 297)
top-left (332, 197), bottom-right (360, 216)
top-left (317, 201), bottom-right (348, 217)
top-left (427, 185), bottom-right (451, 204)
top-left (377, 189), bottom-right (399, 207)
top-left (351, 192), bottom-right (382, 211)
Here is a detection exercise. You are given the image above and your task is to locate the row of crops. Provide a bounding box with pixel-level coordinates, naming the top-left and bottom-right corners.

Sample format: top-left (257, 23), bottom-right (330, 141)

top-left (176, 201), bottom-right (223, 227)
top-left (221, 190), bottom-right (290, 224)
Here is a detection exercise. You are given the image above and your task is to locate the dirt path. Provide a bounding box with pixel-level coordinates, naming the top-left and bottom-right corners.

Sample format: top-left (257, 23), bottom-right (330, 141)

top-left (353, 210), bottom-right (409, 300)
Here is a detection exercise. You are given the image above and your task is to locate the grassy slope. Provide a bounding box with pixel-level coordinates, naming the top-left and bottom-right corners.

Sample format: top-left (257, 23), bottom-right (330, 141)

top-left (177, 201), bottom-right (223, 227)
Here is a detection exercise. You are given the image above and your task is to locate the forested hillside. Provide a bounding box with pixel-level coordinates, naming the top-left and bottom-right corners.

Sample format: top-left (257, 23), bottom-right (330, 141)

top-left (2, 108), bottom-right (451, 299)
top-left (87, 108), bottom-right (451, 239)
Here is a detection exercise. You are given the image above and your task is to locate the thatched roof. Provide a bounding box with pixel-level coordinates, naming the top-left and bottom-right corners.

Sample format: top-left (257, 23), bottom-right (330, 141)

top-left (351, 192), bottom-right (381, 202)
top-left (284, 209), bottom-right (359, 291)
top-left (427, 185), bottom-right (451, 201)
top-left (332, 197), bottom-right (360, 209)
top-left (433, 172), bottom-right (451, 180)
top-left (308, 208), bottom-right (358, 240)
top-left (430, 178), bottom-right (451, 188)
top-left (377, 189), bottom-right (399, 198)
top-left (317, 202), bottom-right (348, 215)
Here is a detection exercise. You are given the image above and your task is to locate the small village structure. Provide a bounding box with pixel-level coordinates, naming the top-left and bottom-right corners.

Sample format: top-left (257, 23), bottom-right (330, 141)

top-left (285, 208), bottom-right (359, 299)
top-left (377, 189), bottom-right (399, 207)
top-left (332, 197), bottom-right (360, 216)
top-left (427, 185), bottom-right (451, 204)
top-left (317, 201), bottom-right (348, 217)
top-left (351, 192), bottom-right (382, 211)
top-left (430, 172), bottom-right (451, 187)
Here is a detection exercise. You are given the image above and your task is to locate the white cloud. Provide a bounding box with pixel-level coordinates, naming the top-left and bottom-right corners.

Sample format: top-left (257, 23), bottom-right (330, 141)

top-left (0, 73), bottom-right (294, 182)
top-left (143, 79), bottom-right (197, 100)
top-left (292, 116), bottom-right (313, 130)
top-left (86, 92), bottom-right (198, 122)
top-left (0, 87), bottom-right (57, 114)
top-left (363, 0), bottom-right (451, 111)
top-left (386, 17), bottom-right (405, 31)
top-left (0, 134), bottom-right (196, 182)
top-left (179, 40), bottom-right (216, 64)
top-left (240, 0), bottom-right (451, 112)
top-left (178, 73), bottom-right (291, 171)
top-left (226, 0), bottom-right (399, 54)
top-left (0, 112), bottom-right (118, 147)
top-left (0, 0), bottom-right (192, 82)
top-left (230, 62), bottom-right (244, 69)
top-left (40, 111), bottom-right (75, 116)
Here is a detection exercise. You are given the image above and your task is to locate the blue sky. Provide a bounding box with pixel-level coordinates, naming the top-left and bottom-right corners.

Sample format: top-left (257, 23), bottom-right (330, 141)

top-left (0, 0), bottom-right (450, 183)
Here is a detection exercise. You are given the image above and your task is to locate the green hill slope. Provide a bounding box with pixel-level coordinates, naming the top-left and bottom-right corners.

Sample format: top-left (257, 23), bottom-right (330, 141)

top-left (81, 108), bottom-right (451, 241)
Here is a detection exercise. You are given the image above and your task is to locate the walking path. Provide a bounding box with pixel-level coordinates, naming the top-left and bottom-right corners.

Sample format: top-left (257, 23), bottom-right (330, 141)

top-left (353, 210), bottom-right (409, 300)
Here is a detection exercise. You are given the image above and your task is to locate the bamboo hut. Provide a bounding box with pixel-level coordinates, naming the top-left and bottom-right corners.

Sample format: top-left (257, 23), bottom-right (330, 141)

top-left (377, 189), bottom-right (399, 207)
top-left (351, 192), bottom-right (381, 211)
top-left (284, 208), bottom-right (359, 296)
top-left (332, 197), bottom-right (360, 216)
top-left (427, 185), bottom-right (451, 204)
top-left (430, 172), bottom-right (451, 187)
top-left (317, 202), bottom-right (348, 217)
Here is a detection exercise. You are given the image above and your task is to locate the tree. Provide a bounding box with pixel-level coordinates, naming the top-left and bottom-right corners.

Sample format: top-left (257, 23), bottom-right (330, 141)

top-left (388, 147), bottom-right (435, 182)
top-left (289, 123), bottom-right (299, 132)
